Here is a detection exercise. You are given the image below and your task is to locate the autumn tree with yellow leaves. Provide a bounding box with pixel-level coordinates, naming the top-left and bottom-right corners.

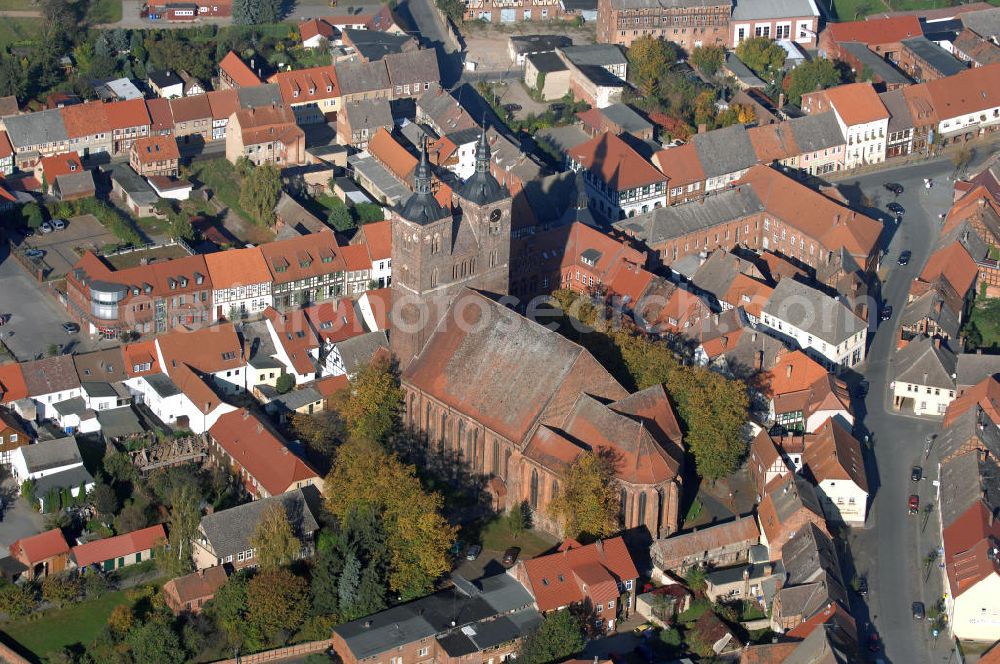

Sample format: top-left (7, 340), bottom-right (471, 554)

top-left (548, 450), bottom-right (620, 541)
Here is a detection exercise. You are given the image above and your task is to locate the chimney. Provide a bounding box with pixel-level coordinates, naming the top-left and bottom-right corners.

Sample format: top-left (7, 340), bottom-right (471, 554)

top-left (786, 363), bottom-right (793, 378)
top-left (933, 338), bottom-right (941, 349)
top-left (757, 349), bottom-right (765, 370)
top-left (698, 123), bottom-right (707, 134)
top-left (778, 92), bottom-right (785, 108)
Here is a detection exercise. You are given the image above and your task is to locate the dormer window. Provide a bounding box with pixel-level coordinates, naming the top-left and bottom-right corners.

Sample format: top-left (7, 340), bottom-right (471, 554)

top-left (293, 90), bottom-right (299, 98)
top-left (326, 85), bottom-right (332, 92)
top-left (168, 278), bottom-right (177, 290)
top-left (308, 87), bottom-right (315, 95)
top-left (321, 256), bottom-right (332, 263)
top-left (221, 351), bottom-right (237, 361)
top-left (275, 265), bottom-right (287, 273)
top-left (194, 273), bottom-right (204, 285)
top-left (180, 277), bottom-right (188, 287)
top-left (132, 287), bottom-right (140, 296)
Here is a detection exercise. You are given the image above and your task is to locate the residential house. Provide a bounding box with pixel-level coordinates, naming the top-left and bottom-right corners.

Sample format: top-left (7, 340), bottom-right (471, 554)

top-left (10, 529), bottom-right (71, 579)
top-left (163, 566), bottom-right (228, 615)
top-left (72, 524), bottom-right (166, 573)
top-left (597, 0), bottom-right (731, 50)
top-left (787, 112), bottom-right (847, 176)
top-left (508, 34), bottom-right (573, 66)
top-left (757, 473), bottom-right (829, 560)
top-left (0, 130), bottom-right (14, 176)
top-left (801, 82), bottom-right (889, 169)
top-left (881, 88), bottom-right (916, 158)
top-left (341, 28), bottom-right (415, 63)
top-left (324, 330), bottom-right (389, 378)
top-left (524, 52), bottom-right (572, 102)
top-left (704, 558), bottom-right (785, 611)
top-left (272, 192), bottom-right (328, 236)
top-left (204, 246), bottom-right (274, 318)
top-left (129, 134), bottom-right (180, 177)
top-left (385, 49), bottom-right (441, 100)
top-left (559, 47), bottom-right (628, 108)
top-left (207, 409), bottom-right (322, 499)
top-left (898, 36), bottom-right (968, 81)
top-left (760, 279), bottom-right (867, 371)
top-left (920, 63), bottom-right (1000, 145)
top-left (4, 108), bottom-right (69, 169)
top-left (334, 60), bottom-right (391, 106)
top-left (351, 220), bottom-right (391, 287)
top-left (21, 355), bottom-right (83, 421)
top-left (109, 164), bottom-right (159, 218)
top-left (819, 15), bottom-right (923, 62)
top-left (178, 70), bottom-right (206, 96)
top-left (299, 17), bottom-right (336, 48)
top-left (269, 65), bottom-right (340, 124)
top-left (650, 516), bottom-right (761, 577)
top-left (892, 335), bottom-right (959, 416)
top-left (332, 574), bottom-right (540, 664)
top-left (0, 408), bottom-right (28, 467)
top-left (466, 0), bottom-right (563, 22)
top-left (728, 0), bottom-right (820, 48)
top-left (154, 321), bottom-right (247, 394)
top-left (145, 97), bottom-right (174, 136)
top-left (191, 488), bottom-right (319, 570)
top-left (170, 94), bottom-right (213, 144)
top-left (771, 523), bottom-right (850, 631)
top-left (337, 98), bottom-right (392, 149)
top-left (577, 103), bottom-right (654, 141)
top-left (225, 104), bottom-right (306, 167)
top-left (514, 537), bottom-right (639, 632)
top-left (206, 88), bottom-right (239, 142)
top-left (10, 435), bottom-right (95, 510)
top-left (105, 98), bottom-right (150, 155)
top-left (148, 70), bottom-right (184, 99)
top-left (60, 102), bottom-right (113, 158)
top-left (261, 307), bottom-right (321, 383)
top-left (769, 372), bottom-right (853, 434)
top-left (952, 27), bottom-right (1000, 68)
top-left (801, 417), bottom-right (869, 524)
top-left (218, 51), bottom-right (262, 90)
top-left (66, 251), bottom-right (212, 337)
top-left (567, 131), bottom-right (667, 221)
top-left (37, 151), bottom-right (95, 201)
top-left (749, 429), bottom-right (792, 498)
top-left (260, 229), bottom-right (345, 311)
top-left (942, 491), bottom-right (1000, 641)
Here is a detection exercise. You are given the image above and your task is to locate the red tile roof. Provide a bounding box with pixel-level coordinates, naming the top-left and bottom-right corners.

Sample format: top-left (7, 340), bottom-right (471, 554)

top-left (817, 82), bottom-right (889, 126)
top-left (520, 537), bottom-right (639, 612)
top-left (0, 362), bottom-right (28, 403)
top-left (303, 299), bottom-right (367, 344)
top-left (923, 62), bottom-right (1000, 121)
top-left (802, 417), bottom-right (868, 492)
top-left (826, 16), bottom-right (922, 46)
top-left (368, 127), bottom-right (417, 185)
top-left (206, 89), bottom-right (239, 122)
top-left (219, 51), bottom-right (262, 88)
top-left (943, 500), bottom-right (1000, 597)
top-left (169, 94), bottom-right (212, 123)
top-left (269, 65), bottom-right (340, 105)
top-left (72, 525), bottom-right (166, 568)
top-left (920, 240), bottom-right (978, 297)
top-left (145, 97), bottom-right (174, 133)
top-left (60, 102), bottom-right (111, 138)
top-left (10, 529), bottom-right (70, 563)
top-left (767, 351), bottom-right (829, 398)
top-left (263, 306), bottom-right (320, 375)
top-left (131, 135), bottom-right (180, 165)
top-left (299, 17), bottom-right (336, 42)
top-left (653, 141), bottom-right (709, 187)
top-left (0, 131), bottom-right (12, 159)
top-left (123, 341), bottom-right (161, 377)
top-left (944, 376), bottom-right (1000, 427)
top-left (104, 98), bottom-right (150, 130)
top-left (568, 132), bottom-right (667, 191)
top-left (209, 408), bottom-right (320, 497)
top-left (204, 246), bottom-right (271, 289)
top-left (156, 322), bottom-right (244, 376)
top-left (357, 220), bottom-right (391, 261)
top-left (340, 243), bottom-right (373, 272)
top-left (315, 374), bottom-right (350, 398)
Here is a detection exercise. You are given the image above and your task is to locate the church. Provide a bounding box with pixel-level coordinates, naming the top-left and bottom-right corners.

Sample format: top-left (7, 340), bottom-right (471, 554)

top-left (391, 133), bottom-right (685, 538)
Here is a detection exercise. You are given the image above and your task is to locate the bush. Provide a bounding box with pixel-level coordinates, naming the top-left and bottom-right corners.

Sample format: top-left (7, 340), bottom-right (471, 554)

top-left (275, 373), bottom-right (294, 394)
top-left (660, 627), bottom-right (681, 647)
top-left (0, 581), bottom-right (35, 617)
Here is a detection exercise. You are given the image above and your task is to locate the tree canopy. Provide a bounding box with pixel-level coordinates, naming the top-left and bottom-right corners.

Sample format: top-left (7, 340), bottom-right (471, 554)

top-left (323, 437), bottom-right (456, 598)
top-left (519, 610), bottom-right (587, 664)
top-left (232, 0), bottom-right (283, 25)
top-left (735, 37), bottom-right (786, 78)
top-left (548, 451), bottom-right (620, 541)
top-left (239, 162), bottom-right (282, 225)
top-left (627, 36), bottom-right (679, 98)
top-left (690, 45), bottom-right (725, 77)
top-left (783, 58), bottom-right (843, 106)
top-left (337, 356), bottom-right (403, 445)
top-left (250, 502), bottom-right (301, 571)
top-left (246, 569), bottom-right (308, 641)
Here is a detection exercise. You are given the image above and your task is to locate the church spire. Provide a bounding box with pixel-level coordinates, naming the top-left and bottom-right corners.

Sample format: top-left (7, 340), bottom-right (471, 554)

top-left (475, 128), bottom-right (490, 176)
top-left (414, 135), bottom-right (432, 196)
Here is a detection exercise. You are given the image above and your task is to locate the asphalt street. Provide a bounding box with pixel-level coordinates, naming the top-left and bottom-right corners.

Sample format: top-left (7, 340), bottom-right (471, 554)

top-left (398, 0), bottom-right (465, 88)
top-left (835, 155), bottom-right (978, 664)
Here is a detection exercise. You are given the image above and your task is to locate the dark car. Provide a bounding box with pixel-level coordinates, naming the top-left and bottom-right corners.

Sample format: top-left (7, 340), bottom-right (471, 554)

top-left (909, 494), bottom-right (920, 514)
top-left (465, 544), bottom-right (482, 561)
top-left (502, 103), bottom-right (522, 113)
top-left (24, 249), bottom-right (45, 259)
top-left (502, 547), bottom-right (520, 567)
top-left (911, 466), bottom-right (922, 482)
top-left (898, 250), bottom-right (912, 265)
top-left (912, 602), bottom-right (925, 620)
top-left (858, 577), bottom-right (868, 597)
top-left (868, 633), bottom-right (880, 653)
top-left (888, 202), bottom-right (905, 215)
top-left (884, 182), bottom-right (904, 195)
top-left (857, 380), bottom-right (870, 397)
top-left (62, 322), bottom-right (79, 334)
top-left (880, 305), bottom-right (892, 321)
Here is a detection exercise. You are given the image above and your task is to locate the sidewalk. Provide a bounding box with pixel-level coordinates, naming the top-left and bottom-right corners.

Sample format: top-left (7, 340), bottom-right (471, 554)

top-left (826, 133), bottom-right (1000, 182)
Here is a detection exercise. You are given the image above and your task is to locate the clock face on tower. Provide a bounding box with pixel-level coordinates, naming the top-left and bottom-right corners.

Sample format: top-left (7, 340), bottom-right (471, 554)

top-left (490, 209), bottom-right (502, 222)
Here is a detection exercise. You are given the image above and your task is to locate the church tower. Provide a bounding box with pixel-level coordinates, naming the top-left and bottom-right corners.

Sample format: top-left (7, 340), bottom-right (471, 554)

top-left (390, 133), bottom-right (512, 367)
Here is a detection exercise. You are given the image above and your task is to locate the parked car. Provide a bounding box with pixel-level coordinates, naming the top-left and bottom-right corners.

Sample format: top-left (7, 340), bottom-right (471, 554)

top-left (884, 182), bottom-right (904, 195)
top-left (909, 494), bottom-right (920, 514)
top-left (24, 249), bottom-right (45, 259)
top-left (62, 322), bottom-right (79, 334)
top-left (868, 633), bottom-right (880, 653)
top-left (888, 202), bottom-right (905, 215)
top-left (39, 221), bottom-right (53, 234)
top-left (51, 218), bottom-right (66, 231)
top-left (465, 544), bottom-right (482, 561)
top-left (503, 103), bottom-right (522, 113)
top-left (912, 602), bottom-right (925, 620)
top-left (911, 466), bottom-right (922, 482)
top-left (857, 380), bottom-right (870, 397)
top-left (880, 306), bottom-right (892, 321)
top-left (858, 577), bottom-right (868, 597)
top-left (898, 250), bottom-right (911, 266)
top-left (449, 540), bottom-right (466, 557)
top-left (502, 547), bottom-right (520, 567)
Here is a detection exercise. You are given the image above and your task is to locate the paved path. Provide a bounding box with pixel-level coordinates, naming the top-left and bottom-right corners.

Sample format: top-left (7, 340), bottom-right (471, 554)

top-left (840, 156), bottom-right (974, 664)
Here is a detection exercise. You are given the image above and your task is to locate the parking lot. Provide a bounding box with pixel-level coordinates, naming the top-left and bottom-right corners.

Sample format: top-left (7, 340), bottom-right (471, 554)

top-left (21, 214), bottom-right (117, 279)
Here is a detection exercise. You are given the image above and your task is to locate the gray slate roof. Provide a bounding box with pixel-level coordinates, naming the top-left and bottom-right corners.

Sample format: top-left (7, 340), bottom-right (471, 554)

top-left (110, 164), bottom-right (157, 206)
top-left (97, 406), bottom-right (144, 439)
top-left (843, 43), bottom-right (911, 87)
top-left (237, 84), bottom-right (283, 109)
top-left (936, 407), bottom-right (1000, 468)
top-left (781, 523), bottom-right (842, 587)
top-left (901, 36), bottom-right (967, 77)
top-left (34, 465), bottom-right (95, 499)
top-left (52, 397), bottom-right (90, 418)
top-left (724, 53), bottom-right (766, 88)
top-left (510, 34), bottom-right (572, 55)
top-left (613, 185), bottom-right (764, 246)
top-left (336, 60), bottom-right (391, 96)
top-left (598, 103), bottom-right (653, 134)
top-left (145, 373), bottom-right (182, 399)
top-left (899, 288), bottom-right (961, 340)
top-left (198, 488), bottom-right (318, 559)
top-left (4, 109), bottom-right (68, 149)
top-left (384, 49), bottom-right (440, 87)
top-left (939, 449), bottom-right (1000, 529)
top-left (273, 192), bottom-right (327, 235)
top-left (692, 124), bottom-right (757, 178)
top-left (266, 386), bottom-right (323, 411)
top-left (879, 88), bottom-right (916, 133)
top-left (335, 330), bottom-right (389, 374)
top-left (768, 473), bottom-right (825, 526)
top-left (787, 112), bottom-right (846, 152)
top-left (344, 98), bottom-right (392, 132)
top-left (20, 435), bottom-right (82, 474)
top-left (54, 171), bottom-right (97, 199)
top-left (763, 278), bottom-right (866, 346)
top-left (342, 28), bottom-right (413, 61)
top-left (961, 7), bottom-right (1000, 40)
top-left (526, 51), bottom-right (568, 74)
top-left (733, 0), bottom-right (818, 20)
top-left (559, 44), bottom-right (627, 68)
top-left (955, 353), bottom-right (1000, 388)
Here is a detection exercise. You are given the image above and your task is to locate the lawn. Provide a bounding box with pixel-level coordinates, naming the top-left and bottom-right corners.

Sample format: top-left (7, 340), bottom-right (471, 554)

top-left (964, 295), bottom-right (1000, 351)
top-left (187, 159), bottom-right (255, 224)
top-left (85, 0), bottom-right (123, 23)
top-left (105, 244), bottom-right (191, 270)
top-left (0, 18), bottom-right (43, 48)
top-left (479, 516), bottom-right (557, 559)
top-left (682, 498), bottom-right (702, 527)
top-left (828, 0), bottom-right (1000, 20)
top-left (2, 587), bottom-right (150, 659)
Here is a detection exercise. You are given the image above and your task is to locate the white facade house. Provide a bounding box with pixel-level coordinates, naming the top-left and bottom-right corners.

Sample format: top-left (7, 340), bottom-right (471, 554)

top-left (205, 249), bottom-right (274, 320)
top-left (760, 279), bottom-right (867, 371)
top-left (950, 570), bottom-right (1000, 641)
top-left (801, 418), bottom-right (868, 524)
top-left (211, 282), bottom-right (273, 319)
top-left (838, 112), bottom-right (888, 169)
top-left (32, 387), bottom-right (84, 422)
top-left (802, 83), bottom-right (888, 169)
top-left (124, 373), bottom-right (236, 435)
top-left (890, 335), bottom-right (958, 417)
top-left (10, 435), bottom-right (96, 509)
top-left (729, 0), bottom-right (820, 48)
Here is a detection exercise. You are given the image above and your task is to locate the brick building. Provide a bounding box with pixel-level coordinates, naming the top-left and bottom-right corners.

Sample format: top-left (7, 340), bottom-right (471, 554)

top-left (129, 134), bottom-right (180, 177)
top-left (465, 0), bottom-right (563, 23)
top-left (597, 0), bottom-right (731, 50)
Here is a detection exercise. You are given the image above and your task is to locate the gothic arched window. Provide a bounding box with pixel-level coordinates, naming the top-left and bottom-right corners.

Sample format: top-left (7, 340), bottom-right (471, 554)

top-left (457, 420), bottom-right (465, 455)
top-left (440, 413), bottom-right (448, 451)
top-left (638, 492), bottom-right (647, 527)
top-left (492, 440), bottom-right (500, 475)
top-left (530, 469), bottom-right (539, 510)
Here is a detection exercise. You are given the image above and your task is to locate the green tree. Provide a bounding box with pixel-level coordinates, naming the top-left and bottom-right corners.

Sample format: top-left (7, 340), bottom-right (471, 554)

top-left (735, 37), bottom-right (786, 78)
top-left (685, 565), bottom-right (707, 593)
top-left (209, 573), bottom-right (257, 648)
top-left (0, 581), bottom-right (35, 617)
top-left (519, 610), bottom-right (587, 664)
top-left (327, 200), bottom-right (354, 231)
top-left (22, 203), bottom-right (43, 230)
top-left (690, 45), bottom-right (725, 76)
top-left (103, 450), bottom-right (138, 485)
top-left (436, 0), bottom-right (466, 23)
top-left (290, 410), bottom-right (345, 465)
top-left (275, 373), bottom-right (295, 394)
top-left (169, 213), bottom-right (194, 242)
top-left (247, 568), bottom-right (308, 642)
top-left (115, 500), bottom-right (150, 534)
top-left (337, 551), bottom-right (362, 620)
top-left (309, 545), bottom-right (343, 616)
top-left (547, 451), bottom-right (619, 541)
top-left (627, 36), bottom-right (678, 98)
top-left (784, 58), bottom-right (843, 106)
top-left (41, 575), bottom-right (79, 607)
top-left (323, 437), bottom-right (456, 598)
top-left (126, 621), bottom-right (186, 664)
top-left (232, 0), bottom-right (283, 25)
top-left (20, 478), bottom-right (36, 507)
top-left (337, 356), bottom-right (403, 445)
top-left (250, 502), bottom-right (300, 571)
top-left (0, 52), bottom-right (25, 99)
top-left (356, 563), bottom-right (387, 617)
top-left (239, 162), bottom-right (282, 225)
top-left (163, 484), bottom-right (200, 577)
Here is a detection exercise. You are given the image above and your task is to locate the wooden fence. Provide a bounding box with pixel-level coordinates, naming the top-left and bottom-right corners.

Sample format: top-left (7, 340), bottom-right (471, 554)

top-left (210, 639), bottom-right (330, 664)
